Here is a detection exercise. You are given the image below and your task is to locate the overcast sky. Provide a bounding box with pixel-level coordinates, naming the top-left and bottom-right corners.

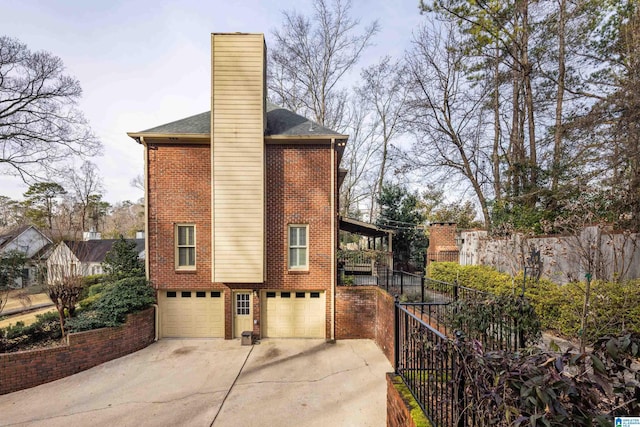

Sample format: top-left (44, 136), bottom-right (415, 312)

top-left (1, 0), bottom-right (424, 204)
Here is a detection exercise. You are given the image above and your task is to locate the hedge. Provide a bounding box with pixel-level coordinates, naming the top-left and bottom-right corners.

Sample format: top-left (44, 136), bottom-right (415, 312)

top-left (428, 262), bottom-right (640, 343)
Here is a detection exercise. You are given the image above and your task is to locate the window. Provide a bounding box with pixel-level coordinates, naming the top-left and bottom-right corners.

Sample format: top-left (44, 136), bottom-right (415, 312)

top-left (167, 291), bottom-right (177, 298)
top-left (211, 291), bottom-right (221, 298)
top-left (236, 293), bottom-right (250, 315)
top-left (181, 291), bottom-right (191, 298)
top-left (176, 224), bottom-right (196, 269)
top-left (288, 225), bottom-right (308, 270)
top-left (196, 291), bottom-right (206, 298)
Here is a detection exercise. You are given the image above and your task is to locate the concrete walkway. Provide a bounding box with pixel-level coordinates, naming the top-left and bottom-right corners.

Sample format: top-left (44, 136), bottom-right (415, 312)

top-left (0, 339), bottom-right (391, 427)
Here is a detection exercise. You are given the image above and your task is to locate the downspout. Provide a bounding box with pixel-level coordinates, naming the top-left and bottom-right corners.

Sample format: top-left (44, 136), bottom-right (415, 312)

top-left (141, 136), bottom-right (150, 281)
top-left (140, 136), bottom-right (159, 341)
top-left (330, 138), bottom-right (336, 341)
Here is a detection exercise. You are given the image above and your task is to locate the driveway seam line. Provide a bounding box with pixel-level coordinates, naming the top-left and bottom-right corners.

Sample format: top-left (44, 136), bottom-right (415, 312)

top-left (209, 344), bottom-right (254, 427)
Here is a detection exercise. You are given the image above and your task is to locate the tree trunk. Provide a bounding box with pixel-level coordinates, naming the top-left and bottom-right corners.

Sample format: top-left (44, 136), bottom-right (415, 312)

top-left (522, 0), bottom-right (538, 206)
top-left (492, 43), bottom-right (503, 202)
top-left (551, 0), bottom-right (567, 196)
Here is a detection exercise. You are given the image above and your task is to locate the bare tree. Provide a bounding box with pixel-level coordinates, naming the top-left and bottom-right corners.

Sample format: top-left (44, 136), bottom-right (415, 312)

top-left (339, 99), bottom-right (378, 219)
top-left (268, 0), bottom-right (379, 131)
top-left (0, 36), bottom-right (101, 182)
top-left (66, 161), bottom-right (104, 232)
top-left (102, 200), bottom-right (144, 238)
top-left (130, 174), bottom-right (144, 192)
top-left (356, 57), bottom-right (409, 212)
top-left (403, 23), bottom-right (493, 227)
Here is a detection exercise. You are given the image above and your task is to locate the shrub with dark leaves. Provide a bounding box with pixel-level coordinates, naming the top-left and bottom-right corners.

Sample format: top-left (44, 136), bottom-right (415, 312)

top-left (454, 333), bottom-right (640, 425)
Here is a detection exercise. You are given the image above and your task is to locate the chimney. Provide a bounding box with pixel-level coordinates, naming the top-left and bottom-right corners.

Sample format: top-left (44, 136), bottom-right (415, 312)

top-left (427, 222), bottom-right (459, 265)
top-left (83, 229), bottom-right (101, 241)
top-left (210, 33), bottom-right (266, 283)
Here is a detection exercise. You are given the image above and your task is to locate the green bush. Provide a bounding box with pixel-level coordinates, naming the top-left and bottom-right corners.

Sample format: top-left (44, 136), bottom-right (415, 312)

top-left (428, 262), bottom-right (640, 343)
top-left (0, 311), bottom-right (62, 351)
top-left (87, 282), bottom-right (109, 296)
top-left (78, 293), bottom-right (102, 310)
top-left (83, 274), bottom-right (106, 287)
top-left (65, 311), bottom-right (108, 333)
top-left (93, 277), bottom-right (155, 327)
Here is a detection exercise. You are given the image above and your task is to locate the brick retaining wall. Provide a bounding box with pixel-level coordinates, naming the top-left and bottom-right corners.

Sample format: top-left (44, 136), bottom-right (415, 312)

top-left (387, 373), bottom-right (431, 427)
top-left (336, 286), bottom-right (395, 367)
top-left (0, 307), bottom-right (155, 395)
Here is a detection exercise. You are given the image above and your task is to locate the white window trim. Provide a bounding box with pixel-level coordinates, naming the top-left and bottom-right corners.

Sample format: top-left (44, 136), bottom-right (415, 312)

top-left (288, 224), bottom-right (309, 271)
top-left (175, 223), bottom-right (196, 271)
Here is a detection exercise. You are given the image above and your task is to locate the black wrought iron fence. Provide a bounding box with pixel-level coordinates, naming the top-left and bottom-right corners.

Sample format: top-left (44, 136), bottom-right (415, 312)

top-left (424, 278), bottom-right (528, 351)
top-left (423, 278), bottom-right (490, 302)
top-left (395, 303), bottom-right (471, 427)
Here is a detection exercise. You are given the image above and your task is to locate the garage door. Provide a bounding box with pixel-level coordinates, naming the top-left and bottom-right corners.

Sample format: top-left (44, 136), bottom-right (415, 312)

top-left (160, 290), bottom-right (224, 338)
top-left (262, 291), bottom-right (325, 338)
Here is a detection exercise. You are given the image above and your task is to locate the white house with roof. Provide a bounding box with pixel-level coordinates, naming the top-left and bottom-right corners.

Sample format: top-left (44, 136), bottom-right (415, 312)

top-left (0, 225), bottom-right (52, 288)
top-left (47, 238), bottom-right (145, 284)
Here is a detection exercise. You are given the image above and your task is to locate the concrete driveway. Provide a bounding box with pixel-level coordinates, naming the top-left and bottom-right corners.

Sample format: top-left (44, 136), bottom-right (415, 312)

top-left (0, 339), bottom-right (391, 427)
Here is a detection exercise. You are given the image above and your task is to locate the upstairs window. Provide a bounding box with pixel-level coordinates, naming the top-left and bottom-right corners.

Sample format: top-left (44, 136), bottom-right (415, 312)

top-left (176, 224), bottom-right (196, 270)
top-left (288, 225), bottom-right (308, 270)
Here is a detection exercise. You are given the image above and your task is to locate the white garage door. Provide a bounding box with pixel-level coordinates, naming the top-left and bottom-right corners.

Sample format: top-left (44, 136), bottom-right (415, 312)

top-left (160, 290), bottom-right (224, 338)
top-left (262, 291), bottom-right (325, 338)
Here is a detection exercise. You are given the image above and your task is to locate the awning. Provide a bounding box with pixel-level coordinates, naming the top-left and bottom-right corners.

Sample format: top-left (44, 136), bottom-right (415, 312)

top-left (339, 217), bottom-right (394, 238)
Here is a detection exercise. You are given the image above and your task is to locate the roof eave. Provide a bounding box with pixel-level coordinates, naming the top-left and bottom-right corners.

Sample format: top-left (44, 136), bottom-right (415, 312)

top-left (265, 134), bottom-right (348, 144)
top-left (127, 133), bottom-right (211, 144)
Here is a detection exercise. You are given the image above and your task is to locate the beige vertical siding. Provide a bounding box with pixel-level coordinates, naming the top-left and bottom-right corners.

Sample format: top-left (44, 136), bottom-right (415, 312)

top-left (211, 33), bottom-right (265, 283)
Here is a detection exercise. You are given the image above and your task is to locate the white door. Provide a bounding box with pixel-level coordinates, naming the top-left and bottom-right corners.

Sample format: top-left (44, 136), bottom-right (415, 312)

top-left (233, 291), bottom-right (252, 338)
top-left (263, 291), bottom-right (325, 338)
top-left (160, 290), bottom-right (224, 338)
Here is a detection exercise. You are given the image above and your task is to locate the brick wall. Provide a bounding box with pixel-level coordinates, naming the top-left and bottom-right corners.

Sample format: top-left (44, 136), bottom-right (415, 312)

top-left (335, 286), bottom-right (395, 367)
top-left (427, 222), bottom-right (459, 265)
top-left (265, 144), bottom-right (334, 337)
top-left (147, 143), bottom-right (214, 291)
top-left (375, 289), bottom-right (395, 365)
top-left (387, 373), bottom-right (432, 427)
top-left (0, 308), bottom-right (155, 395)
top-left (147, 141), bottom-right (336, 338)
top-left (336, 286), bottom-right (377, 339)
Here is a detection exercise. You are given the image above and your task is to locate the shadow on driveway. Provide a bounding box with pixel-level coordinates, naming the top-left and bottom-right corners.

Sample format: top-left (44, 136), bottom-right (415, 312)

top-left (0, 339), bottom-right (391, 427)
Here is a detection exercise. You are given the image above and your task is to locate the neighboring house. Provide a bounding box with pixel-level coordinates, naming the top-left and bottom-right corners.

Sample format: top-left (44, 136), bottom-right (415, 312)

top-left (127, 33), bottom-right (348, 340)
top-left (47, 239), bottom-right (144, 284)
top-left (0, 225), bottom-right (52, 288)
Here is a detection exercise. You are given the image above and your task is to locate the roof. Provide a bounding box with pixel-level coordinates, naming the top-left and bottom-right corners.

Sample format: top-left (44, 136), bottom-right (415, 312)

top-left (130, 101), bottom-right (344, 138)
top-left (0, 225), bottom-right (52, 252)
top-left (65, 239), bottom-right (145, 263)
top-left (339, 217), bottom-right (394, 238)
top-left (0, 225), bottom-right (32, 250)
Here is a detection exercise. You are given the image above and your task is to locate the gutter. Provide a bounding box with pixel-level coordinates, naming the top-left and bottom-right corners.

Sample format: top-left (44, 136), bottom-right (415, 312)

top-left (330, 137), bottom-right (336, 341)
top-left (139, 136), bottom-right (159, 341)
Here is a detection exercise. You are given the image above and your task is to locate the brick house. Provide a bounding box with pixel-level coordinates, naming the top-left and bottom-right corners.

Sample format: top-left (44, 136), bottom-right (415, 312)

top-left (127, 33), bottom-right (347, 340)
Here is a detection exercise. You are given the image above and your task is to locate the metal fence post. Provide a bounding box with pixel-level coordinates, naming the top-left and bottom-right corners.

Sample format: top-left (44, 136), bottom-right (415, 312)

top-left (454, 331), bottom-right (467, 427)
top-left (400, 272), bottom-right (404, 296)
top-left (421, 274), bottom-right (425, 302)
top-left (394, 296), bottom-right (400, 372)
